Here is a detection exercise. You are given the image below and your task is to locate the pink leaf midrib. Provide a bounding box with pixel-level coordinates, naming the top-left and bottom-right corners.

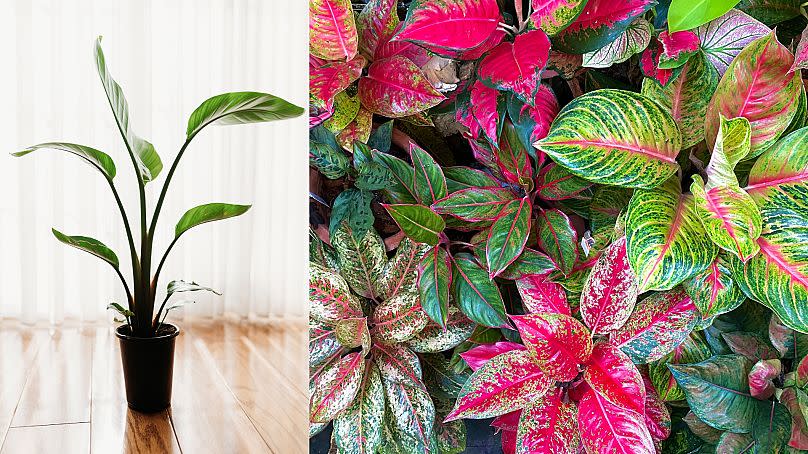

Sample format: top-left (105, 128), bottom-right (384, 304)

top-left (542, 139), bottom-right (677, 163)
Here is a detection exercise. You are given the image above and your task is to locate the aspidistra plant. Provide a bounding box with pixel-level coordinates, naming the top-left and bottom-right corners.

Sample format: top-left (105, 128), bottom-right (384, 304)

top-left (13, 37), bottom-right (303, 336)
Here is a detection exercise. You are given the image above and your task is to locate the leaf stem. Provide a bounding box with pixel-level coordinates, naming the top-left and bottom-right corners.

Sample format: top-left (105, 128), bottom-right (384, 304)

top-left (105, 178), bottom-right (140, 310)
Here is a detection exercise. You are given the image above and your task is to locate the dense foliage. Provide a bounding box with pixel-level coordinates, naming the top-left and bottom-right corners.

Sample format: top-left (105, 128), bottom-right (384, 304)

top-left (309, 0), bottom-right (808, 452)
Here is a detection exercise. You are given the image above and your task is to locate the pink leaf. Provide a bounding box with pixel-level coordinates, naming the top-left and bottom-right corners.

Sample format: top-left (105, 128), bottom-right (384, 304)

top-left (478, 29), bottom-right (551, 104)
top-left (748, 359), bottom-right (781, 400)
top-left (375, 23), bottom-right (431, 65)
top-left (459, 28), bottom-right (506, 60)
top-left (501, 428), bottom-right (517, 454)
top-left (516, 388), bottom-right (580, 453)
top-left (511, 313), bottom-right (593, 381)
top-left (310, 352), bottom-right (366, 422)
top-left (357, 0), bottom-right (399, 58)
top-left (460, 341), bottom-right (526, 371)
top-left (310, 0), bottom-right (359, 61)
top-left (792, 24), bottom-right (808, 72)
top-left (492, 409), bottom-right (521, 431)
top-left (640, 38), bottom-right (674, 86)
top-left (310, 56), bottom-right (366, 112)
top-left (658, 30), bottom-right (699, 68)
top-left (642, 374), bottom-right (671, 442)
top-left (529, 0), bottom-right (589, 35)
top-left (525, 85), bottom-right (560, 142)
top-left (358, 55), bottom-right (446, 118)
top-left (580, 237), bottom-right (639, 334)
top-left (395, 0), bottom-right (502, 53)
top-left (445, 349), bottom-right (553, 421)
top-left (695, 9), bottom-right (769, 77)
top-left (516, 273), bottom-right (571, 315)
top-left (470, 80), bottom-right (501, 143)
top-left (584, 342), bottom-right (646, 415)
top-left (577, 387), bottom-right (655, 454)
top-left (797, 355), bottom-right (808, 387)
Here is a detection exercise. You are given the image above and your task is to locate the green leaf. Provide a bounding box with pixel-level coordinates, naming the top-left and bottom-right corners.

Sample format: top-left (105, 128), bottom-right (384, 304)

top-left (431, 187), bottom-right (517, 222)
top-left (450, 253), bottom-right (508, 328)
top-left (333, 363), bottom-right (385, 454)
top-left (684, 254), bottom-right (746, 320)
top-left (410, 144), bottom-right (447, 204)
top-left (443, 166), bottom-right (499, 192)
top-left (535, 89), bottom-right (681, 189)
top-left (626, 176), bottom-right (719, 292)
top-left (12, 142), bottom-right (116, 180)
top-left (94, 37), bottom-right (162, 184)
top-left (355, 161), bottom-right (391, 191)
top-left (310, 141), bottom-right (351, 179)
top-left (668, 0), bottom-right (741, 32)
top-left (107, 302), bottom-right (134, 318)
top-left (186, 91), bottom-right (303, 139)
top-left (52, 228), bottom-right (119, 269)
top-left (175, 203), bottom-right (250, 238)
top-left (752, 401), bottom-right (792, 452)
top-left (649, 331), bottom-right (713, 402)
top-left (486, 198), bottom-right (532, 278)
top-left (166, 280), bottom-right (221, 297)
top-left (383, 204), bottom-right (445, 246)
top-left (536, 208), bottom-right (578, 276)
top-left (332, 223), bottom-right (387, 299)
top-left (418, 247), bottom-right (451, 327)
top-left (368, 120), bottom-right (394, 153)
top-left (335, 317), bottom-right (371, 354)
top-left (329, 188), bottom-right (375, 238)
top-left (371, 150), bottom-right (418, 204)
top-left (668, 354), bottom-right (758, 433)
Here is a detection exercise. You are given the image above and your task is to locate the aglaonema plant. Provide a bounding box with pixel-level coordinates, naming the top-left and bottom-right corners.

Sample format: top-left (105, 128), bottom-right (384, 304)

top-left (13, 37), bottom-right (303, 337)
top-left (310, 0), bottom-right (808, 452)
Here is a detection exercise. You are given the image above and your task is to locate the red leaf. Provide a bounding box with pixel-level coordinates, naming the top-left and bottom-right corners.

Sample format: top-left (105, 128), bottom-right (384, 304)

top-left (584, 342), bottom-right (646, 415)
top-left (310, 56), bottom-right (366, 113)
top-left (501, 428), bottom-right (517, 454)
top-left (659, 30), bottom-right (699, 62)
top-left (310, 0), bottom-right (359, 61)
top-left (748, 359), bottom-right (781, 400)
top-left (580, 237), bottom-right (638, 334)
top-left (577, 387), bottom-right (655, 454)
top-left (357, 0), bottom-right (399, 58)
top-left (492, 409), bottom-right (521, 431)
top-left (470, 80), bottom-right (501, 143)
top-left (642, 374), bottom-right (671, 442)
top-left (358, 56), bottom-right (446, 118)
top-left (525, 85), bottom-right (560, 142)
top-left (394, 0), bottom-right (502, 53)
top-left (797, 355), bottom-right (808, 387)
top-left (375, 23), bottom-right (432, 65)
top-left (459, 28), bottom-right (506, 60)
top-left (511, 313), bottom-right (592, 381)
top-left (460, 341), bottom-right (526, 371)
top-left (445, 349), bottom-right (553, 421)
top-left (640, 39), bottom-right (674, 86)
top-left (516, 273), bottom-right (571, 315)
top-left (478, 30), bottom-right (551, 104)
top-left (516, 388), bottom-right (580, 453)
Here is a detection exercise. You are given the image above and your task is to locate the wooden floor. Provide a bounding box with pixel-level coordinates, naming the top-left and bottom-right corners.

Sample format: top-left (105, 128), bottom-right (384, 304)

top-left (0, 318), bottom-right (307, 454)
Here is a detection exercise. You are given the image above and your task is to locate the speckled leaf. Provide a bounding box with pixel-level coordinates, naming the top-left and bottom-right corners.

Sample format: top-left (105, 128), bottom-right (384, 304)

top-left (434, 418), bottom-right (466, 454)
top-left (684, 254), bottom-right (746, 320)
top-left (626, 176), bottom-right (719, 292)
top-left (372, 292), bottom-right (430, 343)
top-left (374, 343), bottom-right (424, 387)
top-left (394, 0), bottom-right (501, 53)
top-left (516, 274), bottom-right (571, 315)
top-left (584, 342), bottom-right (646, 414)
top-left (695, 9), bottom-right (770, 77)
top-left (535, 89), bottom-right (681, 189)
top-left (478, 30), bottom-right (551, 104)
top-left (529, 0), bottom-right (588, 35)
top-left (418, 247), bottom-right (452, 326)
top-left (460, 341), bottom-right (526, 371)
top-left (639, 39), bottom-right (677, 86)
top-left (582, 18), bottom-right (652, 69)
top-left (486, 198), bottom-right (532, 278)
top-left (383, 204), bottom-right (445, 247)
top-left (311, 352), bottom-right (365, 422)
top-left (516, 388), bottom-right (580, 454)
top-left (641, 51), bottom-right (718, 148)
top-left (335, 317), bottom-right (371, 353)
top-left (668, 354), bottom-right (757, 432)
top-left (310, 263), bottom-right (364, 323)
top-left (650, 331), bottom-right (714, 402)
top-left (643, 374), bottom-right (672, 442)
top-left (610, 287), bottom-right (699, 364)
top-left (658, 30), bottom-right (700, 69)
top-left (410, 143), bottom-right (448, 205)
top-left (311, 320), bottom-right (343, 368)
top-left (468, 80), bottom-right (501, 143)
top-left (451, 253), bottom-right (508, 327)
top-left (512, 313), bottom-right (593, 381)
top-left (431, 187), bottom-right (517, 222)
top-left (577, 387), bottom-right (655, 454)
top-left (536, 208), bottom-right (578, 276)
top-left (333, 363), bottom-right (385, 453)
top-left (705, 32), bottom-right (801, 158)
top-left (553, 0), bottom-right (656, 54)
top-left (358, 56), bottom-right (445, 118)
top-left (580, 237), bottom-right (637, 334)
top-left (409, 305), bottom-right (475, 353)
top-left (444, 349), bottom-right (554, 421)
top-left (336, 107), bottom-right (373, 150)
top-left (722, 331), bottom-right (779, 362)
top-left (590, 185), bottom-right (633, 238)
top-left (535, 162), bottom-right (594, 201)
top-left (357, 0), bottom-right (399, 58)
top-left (737, 127), bottom-right (808, 333)
top-left (496, 121), bottom-right (534, 188)
top-left (382, 378), bottom-right (435, 448)
top-left (310, 0), bottom-right (358, 61)
top-left (376, 238), bottom-right (431, 300)
top-left (333, 224), bottom-right (387, 299)
top-left (310, 57), bottom-right (366, 113)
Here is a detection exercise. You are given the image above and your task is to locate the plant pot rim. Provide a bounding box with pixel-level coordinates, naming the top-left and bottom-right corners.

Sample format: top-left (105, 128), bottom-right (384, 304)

top-left (115, 323), bottom-right (180, 342)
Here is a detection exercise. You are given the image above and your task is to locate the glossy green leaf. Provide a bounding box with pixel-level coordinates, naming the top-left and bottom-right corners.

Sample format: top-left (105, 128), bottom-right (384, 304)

top-left (626, 176), bottom-right (719, 292)
top-left (372, 150), bottom-right (418, 204)
top-left (355, 162), bottom-right (392, 191)
top-left (175, 203), bottom-right (251, 238)
top-left (418, 247), bottom-right (451, 327)
top-left (668, 0), bottom-right (741, 32)
top-left (443, 166), bottom-right (499, 192)
top-left (649, 331), bottom-right (713, 401)
top-left (431, 187), bottom-right (517, 222)
top-left (333, 363), bottom-right (385, 454)
top-left (536, 208), bottom-right (578, 276)
top-left (383, 204), bottom-right (445, 246)
top-left (12, 142), bottom-right (116, 180)
top-left (107, 302), bottom-right (133, 318)
top-left (752, 400), bottom-right (792, 452)
top-left (186, 91), bottom-right (303, 139)
top-left (450, 253), bottom-right (508, 328)
top-left (52, 228), bottom-right (119, 269)
top-left (486, 198), bottom-right (532, 278)
top-left (310, 141), bottom-right (351, 179)
top-left (329, 189), bottom-right (375, 238)
top-left (332, 223), bottom-right (387, 299)
top-left (410, 144), bottom-right (448, 205)
top-left (535, 89), bottom-right (682, 189)
top-left (535, 162), bottom-right (594, 201)
top-left (737, 0), bottom-right (802, 26)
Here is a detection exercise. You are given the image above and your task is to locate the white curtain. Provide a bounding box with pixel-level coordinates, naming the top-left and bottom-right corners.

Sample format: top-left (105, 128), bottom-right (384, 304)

top-left (0, 0), bottom-right (308, 324)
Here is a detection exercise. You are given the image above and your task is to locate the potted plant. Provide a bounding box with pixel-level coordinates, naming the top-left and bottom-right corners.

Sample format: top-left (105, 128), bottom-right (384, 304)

top-left (12, 37), bottom-right (303, 413)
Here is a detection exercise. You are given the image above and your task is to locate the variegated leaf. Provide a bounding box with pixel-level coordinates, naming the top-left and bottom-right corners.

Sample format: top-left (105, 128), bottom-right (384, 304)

top-left (748, 358), bottom-right (780, 399)
top-left (490, 249), bottom-right (557, 281)
top-left (780, 387), bottom-right (808, 450)
top-left (536, 208), bottom-right (578, 276)
top-left (529, 0), bottom-right (588, 35)
top-left (657, 30), bottom-right (699, 69)
top-left (451, 253), bottom-right (508, 328)
top-left (333, 363), bottom-right (385, 453)
top-left (478, 29), bottom-right (551, 104)
top-left (535, 162), bottom-right (594, 201)
top-left (310, 57), bottom-right (366, 114)
top-left (311, 352), bottom-right (365, 423)
top-left (721, 331), bottom-right (779, 362)
top-left (516, 274), bottom-right (571, 315)
top-left (374, 343), bottom-right (424, 387)
top-left (382, 378), bottom-right (435, 449)
top-left (496, 121), bottom-right (534, 188)
top-left (683, 411), bottom-right (723, 444)
top-left (311, 320), bottom-right (343, 368)
top-left (584, 342), bottom-right (646, 415)
top-left (358, 56), bottom-right (445, 118)
top-left (695, 9), bottom-right (770, 77)
top-left (310, 0), bottom-right (358, 61)
top-left (410, 143), bottom-right (448, 205)
top-left (610, 287), bottom-right (700, 364)
top-left (310, 263), bottom-right (363, 323)
top-left (625, 176), bottom-right (719, 292)
top-left (486, 198), bottom-right (532, 278)
top-left (444, 349), bottom-right (553, 421)
top-left (408, 305), bottom-right (475, 353)
top-left (431, 187), bottom-right (517, 222)
top-left (552, 0), bottom-right (656, 54)
top-left (335, 317), bottom-right (371, 353)
top-left (577, 387), bottom-right (655, 454)
top-left (460, 341), bottom-right (526, 371)
top-left (535, 89), bottom-right (681, 189)
top-left (511, 313), bottom-right (593, 381)
top-left (516, 388), bottom-right (580, 454)
top-left (333, 223), bottom-right (387, 299)
top-left (371, 291), bottom-right (430, 343)
top-left (356, 0), bottom-right (398, 58)
top-left (376, 238), bottom-right (431, 300)
top-left (768, 314), bottom-right (808, 359)
top-left (580, 236), bottom-right (638, 334)
top-left (642, 374), bottom-right (671, 442)
top-left (649, 331), bottom-right (713, 402)
top-left (684, 254), bottom-right (747, 320)
top-left (582, 18), bottom-right (652, 69)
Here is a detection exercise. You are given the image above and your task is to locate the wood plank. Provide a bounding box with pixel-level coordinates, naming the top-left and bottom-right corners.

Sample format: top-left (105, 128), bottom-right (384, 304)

top-left (10, 327), bottom-right (93, 427)
top-left (1, 423), bottom-right (89, 454)
top-left (89, 327), bottom-right (181, 453)
top-left (189, 321), bottom-right (307, 453)
top-left (168, 324), bottom-right (270, 453)
top-left (0, 325), bottom-right (46, 447)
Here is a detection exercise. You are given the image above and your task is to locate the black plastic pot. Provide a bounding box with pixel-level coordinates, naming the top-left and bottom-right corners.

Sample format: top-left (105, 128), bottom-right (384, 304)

top-left (115, 323), bottom-right (180, 413)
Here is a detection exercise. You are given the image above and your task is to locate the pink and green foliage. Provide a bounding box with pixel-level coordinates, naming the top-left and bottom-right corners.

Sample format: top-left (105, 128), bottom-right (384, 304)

top-left (309, 0), bottom-right (808, 451)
